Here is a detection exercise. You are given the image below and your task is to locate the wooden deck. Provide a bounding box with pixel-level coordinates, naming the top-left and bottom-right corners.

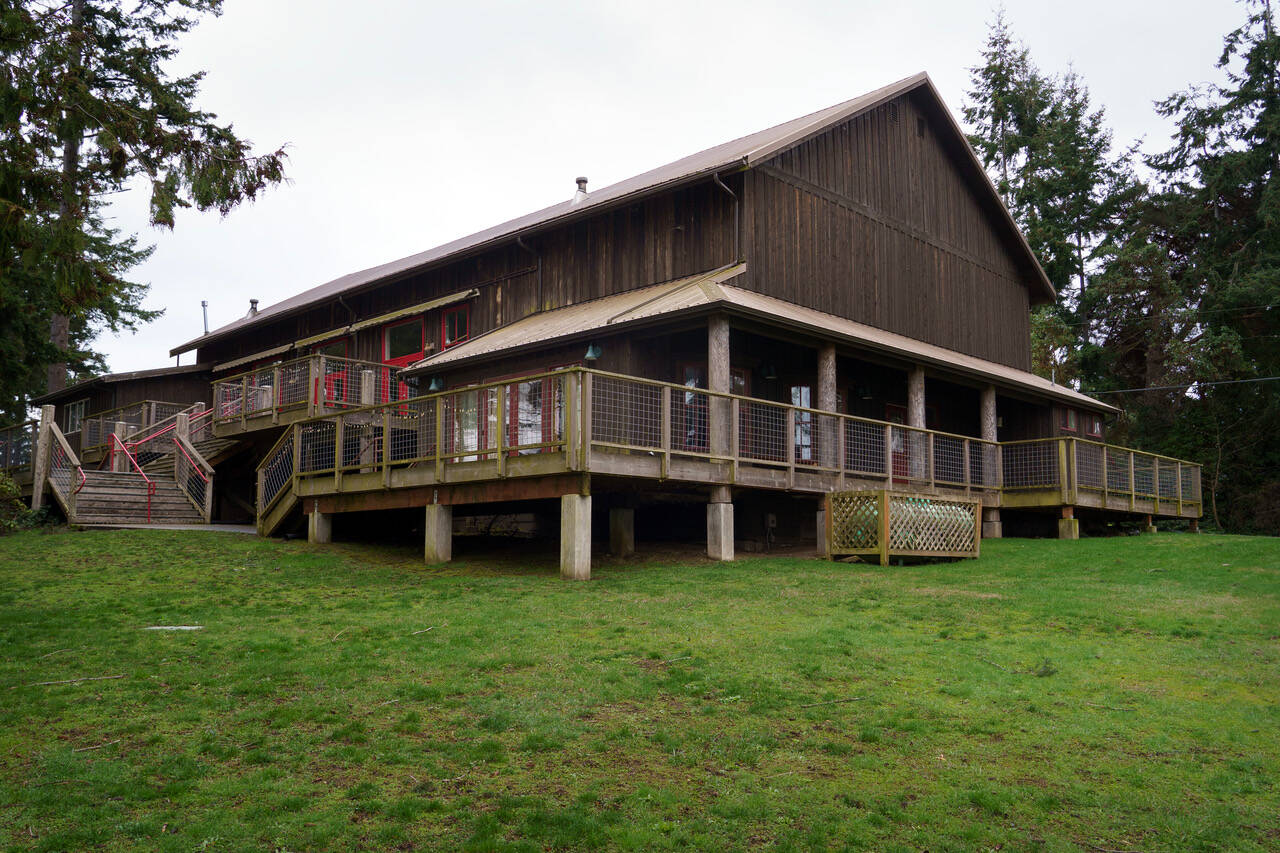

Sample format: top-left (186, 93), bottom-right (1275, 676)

top-left (253, 368), bottom-right (1202, 535)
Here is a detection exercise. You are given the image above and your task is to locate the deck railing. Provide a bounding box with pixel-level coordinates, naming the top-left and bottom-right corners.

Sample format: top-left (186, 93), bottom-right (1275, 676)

top-left (173, 434), bottom-right (214, 522)
top-left (0, 420), bottom-right (37, 472)
top-left (1003, 436), bottom-right (1202, 515)
top-left (256, 368), bottom-right (1202, 523)
top-left (124, 404), bottom-right (212, 461)
top-left (69, 400), bottom-right (189, 455)
top-left (213, 355), bottom-right (417, 426)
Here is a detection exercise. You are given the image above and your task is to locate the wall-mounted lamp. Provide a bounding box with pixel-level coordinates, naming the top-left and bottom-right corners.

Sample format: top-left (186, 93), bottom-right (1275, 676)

top-left (428, 376), bottom-right (445, 392)
top-left (584, 343), bottom-right (602, 361)
top-left (761, 362), bottom-right (777, 381)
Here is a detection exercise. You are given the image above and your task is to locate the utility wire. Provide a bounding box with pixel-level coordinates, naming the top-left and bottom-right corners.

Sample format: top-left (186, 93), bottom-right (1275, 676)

top-left (1087, 376), bottom-right (1280, 395)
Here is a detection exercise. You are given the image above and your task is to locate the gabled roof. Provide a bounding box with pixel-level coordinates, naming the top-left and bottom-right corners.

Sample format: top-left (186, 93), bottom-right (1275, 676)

top-left (404, 264), bottom-right (1113, 414)
top-left (172, 71), bottom-right (1053, 356)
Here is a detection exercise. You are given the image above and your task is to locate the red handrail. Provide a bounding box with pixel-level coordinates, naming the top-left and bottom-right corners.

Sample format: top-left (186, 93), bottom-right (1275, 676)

top-left (109, 433), bottom-right (156, 523)
top-left (172, 437), bottom-right (209, 483)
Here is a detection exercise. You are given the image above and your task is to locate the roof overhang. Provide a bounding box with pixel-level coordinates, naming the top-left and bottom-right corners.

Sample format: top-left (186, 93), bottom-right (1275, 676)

top-left (404, 264), bottom-right (1111, 414)
top-left (32, 363), bottom-right (212, 405)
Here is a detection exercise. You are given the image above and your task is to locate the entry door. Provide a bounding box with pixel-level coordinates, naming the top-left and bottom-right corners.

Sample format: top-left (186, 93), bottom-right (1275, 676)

top-left (505, 367), bottom-right (568, 455)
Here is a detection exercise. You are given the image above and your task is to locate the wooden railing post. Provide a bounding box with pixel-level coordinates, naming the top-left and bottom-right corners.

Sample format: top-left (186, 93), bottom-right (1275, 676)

top-left (835, 415), bottom-right (845, 489)
top-left (1128, 451), bottom-right (1135, 511)
top-left (434, 396), bottom-right (445, 480)
top-left (785, 408), bottom-right (796, 490)
top-left (962, 439), bottom-right (971, 495)
top-left (382, 408), bottom-right (391, 488)
top-left (272, 367), bottom-right (282, 424)
top-left (1057, 438), bottom-right (1070, 504)
top-left (1101, 445), bottom-right (1109, 505)
top-left (1176, 460), bottom-right (1183, 516)
top-left (660, 385), bottom-right (671, 480)
top-left (581, 372), bottom-right (592, 472)
top-left (883, 424), bottom-right (893, 486)
top-left (333, 413), bottom-right (344, 491)
top-left (730, 398), bottom-right (740, 483)
top-left (1152, 456), bottom-right (1160, 515)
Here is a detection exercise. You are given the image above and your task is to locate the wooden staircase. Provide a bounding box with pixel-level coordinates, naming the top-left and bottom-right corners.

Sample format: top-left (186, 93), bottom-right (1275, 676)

top-left (140, 436), bottom-right (241, 480)
top-left (73, 471), bottom-right (205, 526)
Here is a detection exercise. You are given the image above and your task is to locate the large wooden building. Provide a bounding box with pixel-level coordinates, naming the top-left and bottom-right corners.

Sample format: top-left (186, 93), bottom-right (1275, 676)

top-left (10, 73), bottom-right (1201, 574)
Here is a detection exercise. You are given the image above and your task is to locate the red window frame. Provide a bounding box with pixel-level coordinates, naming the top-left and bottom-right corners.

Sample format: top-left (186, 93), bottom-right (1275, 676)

top-left (380, 318), bottom-right (426, 404)
top-left (1084, 412), bottom-right (1103, 438)
top-left (441, 304), bottom-right (470, 349)
top-left (1059, 407), bottom-right (1078, 433)
top-left (311, 335), bottom-right (353, 407)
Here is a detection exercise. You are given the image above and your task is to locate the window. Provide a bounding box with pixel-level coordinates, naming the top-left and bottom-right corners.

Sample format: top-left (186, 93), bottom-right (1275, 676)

top-left (64, 399), bottom-right (88, 433)
top-left (1084, 413), bottom-right (1103, 438)
top-left (442, 305), bottom-right (470, 349)
top-left (1059, 407), bottom-right (1078, 432)
top-left (383, 317), bottom-right (425, 366)
top-left (792, 385), bottom-right (813, 463)
top-left (311, 337), bottom-right (350, 359)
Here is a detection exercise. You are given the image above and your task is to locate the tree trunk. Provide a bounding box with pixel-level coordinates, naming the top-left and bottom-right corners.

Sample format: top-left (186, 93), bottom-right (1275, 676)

top-left (48, 0), bottom-right (86, 394)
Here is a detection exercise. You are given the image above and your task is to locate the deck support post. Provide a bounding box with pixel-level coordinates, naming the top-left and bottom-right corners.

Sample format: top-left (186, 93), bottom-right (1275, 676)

top-left (1143, 513), bottom-right (1157, 534)
top-left (980, 385), bottom-right (1002, 538)
top-left (817, 343), bottom-right (837, 469)
top-left (560, 494), bottom-right (592, 580)
top-left (30, 405), bottom-right (54, 511)
top-left (907, 366), bottom-right (926, 479)
top-left (308, 509), bottom-right (333, 544)
top-left (424, 503), bottom-right (452, 563)
top-left (708, 314), bottom-right (731, 461)
top-left (816, 494), bottom-right (828, 557)
top-left (111, 422), bottom-right (129, 472)
top-left (1189, 518), bottom-right (1199, 534)
top-left (1057, 505), bottom-right (1079, 540)
top-left (608, 506), bottom-right (635, 557)
top-left (707, 486), bottom-right (734, 562)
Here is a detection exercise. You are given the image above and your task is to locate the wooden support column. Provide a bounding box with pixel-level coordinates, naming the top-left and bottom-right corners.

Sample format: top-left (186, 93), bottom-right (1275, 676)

top-left (30, 405), bottom-right (54, 511)
top-left (1057, 505), bottom-right (1079, 540)
top-left (560, 494), bottom-right (592, 580)
top-left (708, 314), bottom-right (730, 459)
top-left (308, 506), bottom-right (333, 544)
top-left (817, 343), bottom-right (837, 469)
top-left (1143, 514), bottom-right (1157, 534)
top-left (609, 506), bottom-right (635, 557)
top-left (980, 385), bottom-right (1001, 538)
top-left (424, 503), bottom-right (452, 563)
top-left (111, 422), bottom-right (129, 472)
top-left (707, 487), bottom-right (734, 562)
top-left (907, 366), bottom-right (926, 479)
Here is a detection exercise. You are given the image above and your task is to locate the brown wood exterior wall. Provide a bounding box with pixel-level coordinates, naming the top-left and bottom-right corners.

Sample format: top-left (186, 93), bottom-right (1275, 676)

top-left (197, 181), bottom-right (739, 369)
top-left (740, 92), bottom-right (1035, 370)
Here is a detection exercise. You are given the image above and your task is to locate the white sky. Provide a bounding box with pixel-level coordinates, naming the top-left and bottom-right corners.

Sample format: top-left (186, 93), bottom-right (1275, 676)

top-left (96, 0), bottom-right (1244, 372)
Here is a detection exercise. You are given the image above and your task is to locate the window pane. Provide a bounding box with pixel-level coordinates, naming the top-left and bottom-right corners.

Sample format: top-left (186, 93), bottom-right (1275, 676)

top-left (444, 308), bottom-right (469, 347)
top-left (313, 339), bottom-right (348, 358)
top-left (386, 320), bottom-right (423, 360)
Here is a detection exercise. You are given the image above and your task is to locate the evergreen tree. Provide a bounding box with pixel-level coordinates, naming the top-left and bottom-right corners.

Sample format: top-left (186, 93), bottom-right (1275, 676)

top-left (0, 0), bottom-right (288, 419)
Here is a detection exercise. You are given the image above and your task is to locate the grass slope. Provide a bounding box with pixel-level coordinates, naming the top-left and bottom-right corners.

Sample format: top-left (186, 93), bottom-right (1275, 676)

top-left (0, 530), bottom-right (1277, 851)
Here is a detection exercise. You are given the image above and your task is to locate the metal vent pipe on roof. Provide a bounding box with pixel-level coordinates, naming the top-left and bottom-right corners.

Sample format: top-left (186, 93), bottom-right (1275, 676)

top-left (248, 299), bottom-right (259, 317)
top-left (571, 176), bottom-right (588, 206)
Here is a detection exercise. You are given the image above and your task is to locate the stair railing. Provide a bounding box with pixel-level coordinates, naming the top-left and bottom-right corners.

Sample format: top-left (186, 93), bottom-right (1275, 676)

top-left (120, 404), bottom-right (212, 463)
top-left (109, 433), bottom-right (156, 523)
top-left (46, 422), bottom-right (87, 518)
top-left (172, 434), bottom-right (214, 523)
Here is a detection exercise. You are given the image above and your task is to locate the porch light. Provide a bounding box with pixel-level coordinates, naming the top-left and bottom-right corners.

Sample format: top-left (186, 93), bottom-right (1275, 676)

top-left (584, 343), bottom-right (602, 361)
top-left (427, 376), bottom-right (444, 392)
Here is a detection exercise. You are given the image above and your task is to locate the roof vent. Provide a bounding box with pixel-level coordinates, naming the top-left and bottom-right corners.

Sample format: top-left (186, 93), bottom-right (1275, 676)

top-left (248, 298), bottom-right (259, 317)
top-left (571, 176), bottom-right (588, 207)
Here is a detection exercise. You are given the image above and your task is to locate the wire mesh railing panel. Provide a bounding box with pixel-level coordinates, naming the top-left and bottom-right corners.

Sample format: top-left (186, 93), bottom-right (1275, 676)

top-left (670, 387), bottom-right (711, 455)
top-left (387, 399), bottom-right (435, 463)
top-left (1158, 462), bottom-right (1178, 499)
top-left (319, 360), bottom-right (360, 409)
top-left (932, 434), bottom-right (965, 485)
top-left (1133, 454), bottom-right (1155, 497)
top-left (592, 375), bottom-right (660, 448)
top-left (298, 420), bottom-right (337, 474)
top-left (1182, 465), bottom-right (1201, 503)
top-left (1106, 447), bottom-right (1130, 492)
top-left (215, 380), bottom-right (245, 420)
top-left (1075, 441), bottom-right (1105, 490)
top-left (887, 425), bottom-right (930, 482)
top-left (337, 416), bottom-right (385, 472)
top-left (441, 388), bottom-right (498, 461)
top-left (843, 419), bottom-right (886, 477)
top-left (738, 400), bottom-right (786, 463)
top-left (1002, 441), bottom-right (1059, 488)
top-left (174, 441), bottom-right (209, 517)
top-left (0, 422), bottom-right (35, 471)
top-left (969, 440), bottom-right (1000, 488)
top-left (259, 433), bottom-right (295, 510)
top-left (277, 360), bottom-right (312, 409)
top-left (509, 376), bottom-right (565, 452)
top-left (47, 438), bottom-right (74, 499)
top-left (808, 412), bottom-right (841, 470)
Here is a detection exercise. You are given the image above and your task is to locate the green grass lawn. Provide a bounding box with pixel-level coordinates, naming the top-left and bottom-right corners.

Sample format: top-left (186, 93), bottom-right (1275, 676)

top-left (0, 529), bottom-right (1277, 852)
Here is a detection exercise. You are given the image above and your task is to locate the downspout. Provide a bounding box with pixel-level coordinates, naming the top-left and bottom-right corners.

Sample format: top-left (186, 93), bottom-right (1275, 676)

top-left (516, 236), bottom-right (542, 313)
top-left (712, 171), bottom-right (740, 263)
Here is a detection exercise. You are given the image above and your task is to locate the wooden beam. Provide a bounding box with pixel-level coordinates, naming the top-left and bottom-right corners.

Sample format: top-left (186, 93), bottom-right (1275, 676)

top-left (306, 473), bottom-right (588, 514)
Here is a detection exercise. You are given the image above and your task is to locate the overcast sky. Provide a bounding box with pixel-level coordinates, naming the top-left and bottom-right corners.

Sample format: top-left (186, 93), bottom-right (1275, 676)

top-left (96, 0), bottom-right (1244, 372)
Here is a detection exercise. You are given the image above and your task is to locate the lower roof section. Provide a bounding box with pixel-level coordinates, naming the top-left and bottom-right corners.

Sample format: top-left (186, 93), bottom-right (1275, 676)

top-left (405, 264), bottom-right (1116, 414)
